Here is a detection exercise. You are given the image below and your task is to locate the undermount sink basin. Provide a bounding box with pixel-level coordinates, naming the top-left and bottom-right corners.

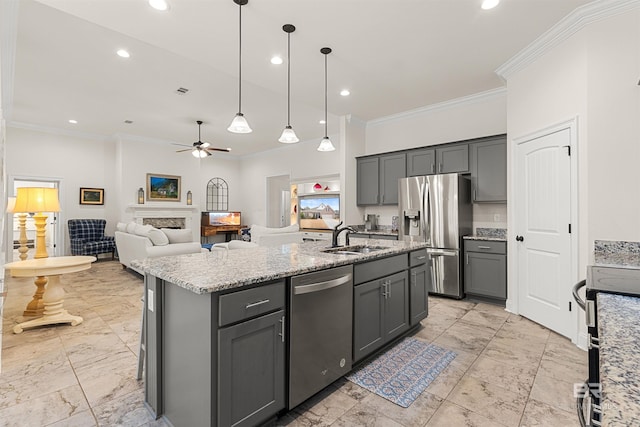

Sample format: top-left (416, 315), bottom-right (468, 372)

top-left (322, 245), bottom-right (388, 255)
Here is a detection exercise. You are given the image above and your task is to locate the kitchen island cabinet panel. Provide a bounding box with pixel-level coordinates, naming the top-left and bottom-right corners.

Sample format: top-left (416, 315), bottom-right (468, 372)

top-left (353, 279), bottom-right (385, 362)
top-left (218, 310), bottom-right (285, 427)
top-left (384, 271), bottom-right (410, 342)
top-left (410, 262), bottom-right (429, 325)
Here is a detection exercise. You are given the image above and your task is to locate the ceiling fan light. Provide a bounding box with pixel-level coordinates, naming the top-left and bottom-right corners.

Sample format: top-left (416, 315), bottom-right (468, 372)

top-left (227, 113), bottom-right (252, 133)
top-left (481, 0), bottom-right (500, 10)
top-left (279, 126), bottom-right (299, 144)
top-left (317, 137), bottom-right (335, 152)
top-left (201, 141), bottom-right (211, 148)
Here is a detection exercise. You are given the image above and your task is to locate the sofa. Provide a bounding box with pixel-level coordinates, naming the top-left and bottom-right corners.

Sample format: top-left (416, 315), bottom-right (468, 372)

top-left (115, 222), bottom-right (205, 274)
top-left (249, 224), bottom-right (304, 246)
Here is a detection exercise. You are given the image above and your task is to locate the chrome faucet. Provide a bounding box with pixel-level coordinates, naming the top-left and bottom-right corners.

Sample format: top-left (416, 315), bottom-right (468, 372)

top-left (332, 222), bottom-right (356, 248)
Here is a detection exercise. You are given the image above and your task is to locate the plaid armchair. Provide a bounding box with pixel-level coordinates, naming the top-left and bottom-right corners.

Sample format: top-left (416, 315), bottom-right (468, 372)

top-left (68, 219), bottom-right (116, 258)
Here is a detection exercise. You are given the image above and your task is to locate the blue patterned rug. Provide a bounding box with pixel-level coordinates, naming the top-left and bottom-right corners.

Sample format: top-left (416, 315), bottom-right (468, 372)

top-left (346, 337), bottom-right (456, 407)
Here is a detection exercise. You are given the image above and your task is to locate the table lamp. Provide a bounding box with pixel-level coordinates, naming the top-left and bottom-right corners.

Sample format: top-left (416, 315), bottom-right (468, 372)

top-left (6, 196), bottom-right (30, 261)
top-left (13, 187), bottom-right (61, 259)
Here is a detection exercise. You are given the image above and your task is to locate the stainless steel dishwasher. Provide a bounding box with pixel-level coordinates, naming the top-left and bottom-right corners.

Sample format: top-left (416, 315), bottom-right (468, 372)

top-left (289, 264), bottom-right (353, 409)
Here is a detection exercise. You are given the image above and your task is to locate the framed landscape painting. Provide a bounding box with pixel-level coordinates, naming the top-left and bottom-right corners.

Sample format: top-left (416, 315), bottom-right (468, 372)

top-left (79, 187), bottom-right (104, 205)
top-left (147, 173), bottom-right (181, 202)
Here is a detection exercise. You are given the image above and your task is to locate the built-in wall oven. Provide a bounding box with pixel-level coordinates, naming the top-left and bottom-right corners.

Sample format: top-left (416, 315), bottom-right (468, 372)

top-left (574, 266), bottom-right (640, 426)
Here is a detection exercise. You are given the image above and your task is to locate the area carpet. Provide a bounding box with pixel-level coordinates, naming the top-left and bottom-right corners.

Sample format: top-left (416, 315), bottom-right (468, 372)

top-left (346, 337), bottom-right (456, 408)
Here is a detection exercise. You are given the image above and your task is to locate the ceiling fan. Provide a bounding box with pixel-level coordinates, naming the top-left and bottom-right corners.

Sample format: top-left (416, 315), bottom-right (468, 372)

top-left (175, 121), bottom-right (231, 158)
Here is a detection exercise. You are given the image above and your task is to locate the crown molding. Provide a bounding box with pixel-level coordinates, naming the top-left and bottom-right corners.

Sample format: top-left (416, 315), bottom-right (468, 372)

top-left (1, 0), bottom-right (19, 119)
top-left (496, 0), bottom-right (640, 80)
top-left (8, 120), bottom-right (112, 142)
top-left (368, 87), bottom-right (507, 126)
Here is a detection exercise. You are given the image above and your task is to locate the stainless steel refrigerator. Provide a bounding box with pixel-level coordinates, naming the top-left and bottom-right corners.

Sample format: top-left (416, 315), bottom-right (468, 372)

top-left (398, 174), bottom-right (472, 298)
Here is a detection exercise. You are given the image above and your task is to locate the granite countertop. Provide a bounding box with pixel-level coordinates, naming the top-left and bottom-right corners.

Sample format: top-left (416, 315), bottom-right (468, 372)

top-left (349, 226), bottom-right (398, 237)
top-left (592, 240), bottom-right (640, 268)
top-left (463, 227), bottom-right (507, 242)
top-left (597, 292), bottom-right (640, 426)
top-left (132, 239), bottom-right (429, 295)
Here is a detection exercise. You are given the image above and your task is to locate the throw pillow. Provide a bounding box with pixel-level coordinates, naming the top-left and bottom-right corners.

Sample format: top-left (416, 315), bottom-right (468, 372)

top-left (126, 221), bottom-right (137, 234)
top-left (116, 222), bottom-right (127, 232)
top-left (148, 228), bottom-right (169, 246)
top-left (161, 228), bottom-right (193, 244)
top-left (134, 224), bottom-right (154, 237)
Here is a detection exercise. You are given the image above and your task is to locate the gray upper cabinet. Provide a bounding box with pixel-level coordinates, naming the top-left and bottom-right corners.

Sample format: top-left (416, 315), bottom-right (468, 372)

top-left (470, 136), bottom-right (507, 203)
top-left (356, 157), bottom-right (380, 205)
top-left (357, 153), bottom-right (406, 206)
top-left (436, 144), bottom-right (469, 174)
top-left (379, 153), bottom-right (406, 205)
top-left (407, 149), bottom-right (435, 176)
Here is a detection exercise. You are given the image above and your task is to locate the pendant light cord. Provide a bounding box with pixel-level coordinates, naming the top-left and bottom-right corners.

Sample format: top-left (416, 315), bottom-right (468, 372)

top-left (324, 53), bottom-right (328, 138)
top-left (238, 3), bottom-right (242, 113)
top-left (287, 32), bottom-right (291, 126)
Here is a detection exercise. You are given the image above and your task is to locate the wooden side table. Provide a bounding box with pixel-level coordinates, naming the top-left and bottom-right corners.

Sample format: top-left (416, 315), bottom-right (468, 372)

top-left (5, 256), bottom-right (96, 334)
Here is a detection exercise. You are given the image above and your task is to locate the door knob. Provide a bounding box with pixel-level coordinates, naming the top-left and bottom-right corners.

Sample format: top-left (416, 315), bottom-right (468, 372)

top-left (516, 236), bottom-right (524, 242)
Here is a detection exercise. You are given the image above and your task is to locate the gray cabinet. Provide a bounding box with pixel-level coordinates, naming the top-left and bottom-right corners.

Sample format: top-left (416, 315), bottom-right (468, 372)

top-left (436, 144), bottom-right (469, 174)
top-left (470, 136), bottom-right (507, 203)
top-left (464, 240), bottom-right (507, 301)
top-left (356, 157), bottom-right (380, 205)
top-left (407, 149), bottom-right (435, 176)
top-left (357, 153), bottom-right (406, 206)
top-left (409, 249), bottom-right (429, 325)
top-left (354, 269), bottom-right (409, 363)
top-left (218, 309), bottom-right (285, 427)
top-left (406, 144), bottom-right (468, 176)
top-left (350, 232), bottom-right (398, 241)
top-left (380, 153), bottom-right (406, 205)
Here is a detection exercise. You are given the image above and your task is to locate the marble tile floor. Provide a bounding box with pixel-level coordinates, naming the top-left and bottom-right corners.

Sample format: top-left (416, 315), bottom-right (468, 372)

top-left (1, 260), bottom-right (587, 427)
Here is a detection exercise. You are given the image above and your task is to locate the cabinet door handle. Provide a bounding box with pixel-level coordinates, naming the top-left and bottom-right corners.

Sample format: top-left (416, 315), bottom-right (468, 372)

top-left (381, 282), bottom-right (387, 298)
top-left (473, 188), bottom-right (477, 202)
top-left (466, 254), bottom-right (469, 265)
top-left (431, 163), bottom-right (435, 174)
top-left (278, 316), bottom-right (285, 343)
top-left (381, 194), bottom-right (384, 204)
top-left (439, 163), bottom-right (443, 173)
top-left (245, 299), bottom-right (270, 309)
top-left (477, 245), bottom-right (491, 250)
top-left (411, 272), bottom-right (416, 285)
top-left (387, 280), bottom-right (392, 299)
top-left (416, 256), bottom-right (426, 260)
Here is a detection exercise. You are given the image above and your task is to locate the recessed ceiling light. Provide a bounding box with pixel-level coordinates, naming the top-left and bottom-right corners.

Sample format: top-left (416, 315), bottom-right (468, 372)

top-left (340, 89), bottom-right (350, 96)
top-left (319, 120), bottom-right (326, 124)
top-left (481, 0), bottom-right (499, 10)
top-left (149, 0), bottom-right (170, 11)
top-left (68, 119), bottom-right (77, 124)
top-left (270, 56), bottom-right (283, 65)
top-left (117, 49), bottom-right (130, 58)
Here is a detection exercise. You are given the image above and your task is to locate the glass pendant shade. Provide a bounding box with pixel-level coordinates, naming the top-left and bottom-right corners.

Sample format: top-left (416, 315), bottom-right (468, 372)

top-left (279, 126), bottom-right (299, 144)
top-left (227, 113), bottom-right (252, 133)
top-left (317, 136), bottom-right (335, 152)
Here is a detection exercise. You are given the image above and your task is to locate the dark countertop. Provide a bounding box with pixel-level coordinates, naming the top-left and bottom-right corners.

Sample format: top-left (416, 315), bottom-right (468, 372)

top-left (132, 239), bottom-right (428, 295)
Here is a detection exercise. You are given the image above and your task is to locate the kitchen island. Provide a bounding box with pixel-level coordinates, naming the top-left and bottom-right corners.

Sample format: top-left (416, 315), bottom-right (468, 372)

top-left (133, 238), bottom-right (430, 427)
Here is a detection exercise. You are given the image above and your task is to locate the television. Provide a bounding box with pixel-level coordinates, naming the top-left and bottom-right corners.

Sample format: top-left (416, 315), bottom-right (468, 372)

top-left (201, 211), bottom-right (241, 226)
top-left (298, 195), bottom-right (340, 231)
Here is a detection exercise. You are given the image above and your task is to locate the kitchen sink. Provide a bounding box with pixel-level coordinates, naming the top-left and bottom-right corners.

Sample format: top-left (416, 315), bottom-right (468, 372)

top-left (322, 245), bottom-right (388, 255)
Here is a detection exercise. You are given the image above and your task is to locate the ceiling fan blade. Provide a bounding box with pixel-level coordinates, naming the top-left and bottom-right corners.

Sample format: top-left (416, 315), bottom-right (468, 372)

top-left (206, 147), bottom-right (231, 153)
top-left (175, 148), bottom-right (192, 152)
top-left (172, 142), bottom-right (193, 148)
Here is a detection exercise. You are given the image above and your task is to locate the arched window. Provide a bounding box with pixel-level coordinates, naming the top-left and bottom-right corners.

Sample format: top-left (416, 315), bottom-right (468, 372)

top-left (206, 178), bottom-right (228, 211)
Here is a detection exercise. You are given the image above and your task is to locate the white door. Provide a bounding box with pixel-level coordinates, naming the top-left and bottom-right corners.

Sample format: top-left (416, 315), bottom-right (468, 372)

top-left (515, 127), bottom-right (572, 338)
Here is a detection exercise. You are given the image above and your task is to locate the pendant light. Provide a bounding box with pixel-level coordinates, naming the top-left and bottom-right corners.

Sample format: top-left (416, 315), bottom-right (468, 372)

top-left (278, 24), bottom-right (299, 144)
top-left (317, 47), bottom-right (335, 152)
top-left (227, 0), bottom-right (252, 133)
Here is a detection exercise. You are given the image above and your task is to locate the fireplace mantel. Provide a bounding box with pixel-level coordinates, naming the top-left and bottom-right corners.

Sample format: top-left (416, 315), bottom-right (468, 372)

top-left (126, 204), bottom-right (199, 231)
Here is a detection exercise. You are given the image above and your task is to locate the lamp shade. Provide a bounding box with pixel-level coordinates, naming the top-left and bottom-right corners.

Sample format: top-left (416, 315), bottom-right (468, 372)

top-left (13, 188), bottom-right (60, 213)
top-left (227, 113), bottom-right (252, 134)
top-left (279, 126), bottom-right (299, 144)
top-left (317, 137), bottom-right (336, 152)
top-left (6, 196), bottom-right (16, 213)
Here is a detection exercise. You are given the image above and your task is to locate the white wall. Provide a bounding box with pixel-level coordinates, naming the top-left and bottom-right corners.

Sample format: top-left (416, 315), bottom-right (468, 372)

top-left (363, 90), bottom-right (508, 229)
top-left (238, 134), bottom-right (340, 227)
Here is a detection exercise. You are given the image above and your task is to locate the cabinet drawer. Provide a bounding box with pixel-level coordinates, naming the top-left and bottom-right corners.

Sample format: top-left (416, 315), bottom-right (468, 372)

top-left (465, 240), bottom-right (506, 255)
top-left (354, 254), bottom-right (408, 285)
top-left (219, 280), bottom-right (285, 326)
top-left (409, 249), bottom-right (428, 266)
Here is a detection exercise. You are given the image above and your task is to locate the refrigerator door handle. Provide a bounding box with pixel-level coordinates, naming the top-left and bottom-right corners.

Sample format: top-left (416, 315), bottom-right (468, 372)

top-left (427, 249), bottom-right (457, 257)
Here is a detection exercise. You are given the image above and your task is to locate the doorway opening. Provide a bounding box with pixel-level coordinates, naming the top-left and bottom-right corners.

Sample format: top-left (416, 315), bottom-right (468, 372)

top-left (266, 175), bottom-right (291, 228)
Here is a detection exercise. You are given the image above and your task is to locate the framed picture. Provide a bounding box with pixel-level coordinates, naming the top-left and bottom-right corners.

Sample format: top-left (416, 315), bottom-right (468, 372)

top-left (79, 187), bottom-right (104, 205)
top-left (146, 173), bottom-right (181, 202)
